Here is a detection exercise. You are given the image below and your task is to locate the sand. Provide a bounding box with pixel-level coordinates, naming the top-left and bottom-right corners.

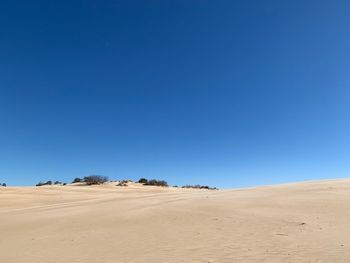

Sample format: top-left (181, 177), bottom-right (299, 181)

top-left (1, 179), bottom-right (350, 262)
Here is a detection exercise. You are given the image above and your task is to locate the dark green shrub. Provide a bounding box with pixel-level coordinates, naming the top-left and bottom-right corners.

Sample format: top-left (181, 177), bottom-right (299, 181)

top-left (138, 178), bottom-right (148, 184)
top-left (54, 181), bottom-right (62, 185)
top-left (144, 179), bottom-right (168, 187)
top-left (182, 184), bottom-right (218, 190)
top-left (72, 178), bottom-right (82, 183)
top-left (36, 181), bottom-right (52, 187)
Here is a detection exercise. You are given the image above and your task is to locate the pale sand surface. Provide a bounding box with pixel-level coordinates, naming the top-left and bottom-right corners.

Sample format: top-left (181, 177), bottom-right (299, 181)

top-left (1, 179), bottom-right (350, 262)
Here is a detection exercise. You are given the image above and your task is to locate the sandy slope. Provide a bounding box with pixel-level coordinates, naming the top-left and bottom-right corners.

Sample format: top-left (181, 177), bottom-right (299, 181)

top-left (0, 180), bottom-right (350, 263)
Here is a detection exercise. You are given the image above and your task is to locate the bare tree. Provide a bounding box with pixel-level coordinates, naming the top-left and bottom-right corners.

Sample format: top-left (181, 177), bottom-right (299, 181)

top-left (84, 175), bottom-right (108, 185)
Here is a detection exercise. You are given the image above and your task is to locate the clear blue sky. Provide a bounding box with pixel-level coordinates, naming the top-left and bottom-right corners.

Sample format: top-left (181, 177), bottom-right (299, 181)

top-left (0, 1), bottom-right (349, 188)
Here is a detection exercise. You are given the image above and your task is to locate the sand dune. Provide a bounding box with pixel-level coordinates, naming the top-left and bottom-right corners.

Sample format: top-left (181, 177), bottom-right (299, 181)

top-left (1, 179), bottom-right (350, 262)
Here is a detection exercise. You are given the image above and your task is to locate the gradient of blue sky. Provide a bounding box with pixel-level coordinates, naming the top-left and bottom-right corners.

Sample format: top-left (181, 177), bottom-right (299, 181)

top-left (0, 0), bottom-right (349, 187)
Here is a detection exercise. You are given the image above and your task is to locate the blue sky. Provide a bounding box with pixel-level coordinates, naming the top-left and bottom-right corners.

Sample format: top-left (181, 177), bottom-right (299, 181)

top-left (0, 0), bottom-right (349, 188)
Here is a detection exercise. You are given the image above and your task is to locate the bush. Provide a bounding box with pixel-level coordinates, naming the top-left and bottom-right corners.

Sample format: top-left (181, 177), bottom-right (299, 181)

top-left (36, 181), bottom-right (52, 187)
top-left (138, 178), bottom-right (148, 184)
top-left (144, 179), bottom-right (168, 187)
top-left (63, 183), bottom-right (67, 186)
top-left (84, 175), bottom-right (108, 185)
top-left (54, 181), bottom-right (62, 185)
top-left (1, 183), bottom-right (6, 187)
top-left (72, 177), bottom-right (82, 183)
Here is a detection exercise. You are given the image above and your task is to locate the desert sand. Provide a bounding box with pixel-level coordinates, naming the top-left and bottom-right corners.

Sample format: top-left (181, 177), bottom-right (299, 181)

top-left (1, 179), bottom-right (350, 262)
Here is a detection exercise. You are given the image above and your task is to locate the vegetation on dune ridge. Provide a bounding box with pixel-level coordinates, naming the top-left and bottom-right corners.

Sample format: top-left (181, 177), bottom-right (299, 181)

top-left (84, 175), bottom-right (109, 185)
top-left (72, 177), bottom-right (82, 183)
top-left (182, 185), bottom-right (218, 190)
top-left (138, 178), bottom-right (217, 189)
top-left (34, 176), bottom-right (217, 190)
top-left (143, 179), bottom-right (169, 187)
top-left (138, 178), bottom-right (148, 184)
top-left (1, 183), bottom-right (6, 187)
top-left (36, 180), bottom-right (69, 187)
top-left (36, 180), bottom-right (52, 187)
top-left (37, 175), bottom-right (108, 187)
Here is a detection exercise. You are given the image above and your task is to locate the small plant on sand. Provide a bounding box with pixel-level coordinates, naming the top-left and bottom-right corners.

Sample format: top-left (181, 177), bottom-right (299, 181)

top-left (1, 183), bottom-right (6, 187)
top-left (84, 175), bottom-right (109, 185)
top-left (54, 181), bottom-right (62, 185)
top-left (117, 180), bottom-right (128, 187)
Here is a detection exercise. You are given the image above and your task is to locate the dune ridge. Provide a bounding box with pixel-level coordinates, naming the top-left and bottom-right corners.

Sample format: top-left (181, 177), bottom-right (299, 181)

top-left (1, 179), bottom-right (350, 262)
